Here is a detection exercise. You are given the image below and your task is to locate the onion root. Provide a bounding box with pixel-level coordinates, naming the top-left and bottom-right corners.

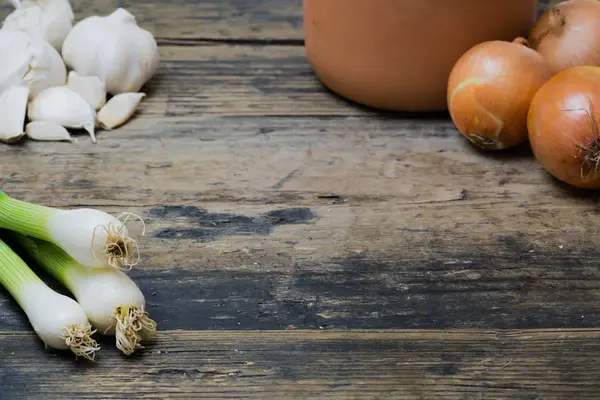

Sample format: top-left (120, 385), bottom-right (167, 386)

top-left (562, 98), bottom-right (600, 179)
top-left (91, 212), bottom-right (145, 271)
top-left (114, 305), bottom-right (157, 356)
top-left (61, 323), bottom-right (101, 361)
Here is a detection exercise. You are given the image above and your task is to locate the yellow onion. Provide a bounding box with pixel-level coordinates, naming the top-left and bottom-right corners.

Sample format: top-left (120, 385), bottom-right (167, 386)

top-left (528, 66), bottom-right (600, 189)
top-left (529, 0), bottom-right (600, 74)
top-left (447, 38), bottom-right (553, 150)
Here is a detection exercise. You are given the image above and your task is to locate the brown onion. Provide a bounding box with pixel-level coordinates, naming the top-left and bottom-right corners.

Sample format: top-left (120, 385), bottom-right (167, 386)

top-left (528, 66), bottom-right (600, 189)
top-left (447, 38), bottom-right (553, 150)
top-left (529, 0), bottom-right (600, 74)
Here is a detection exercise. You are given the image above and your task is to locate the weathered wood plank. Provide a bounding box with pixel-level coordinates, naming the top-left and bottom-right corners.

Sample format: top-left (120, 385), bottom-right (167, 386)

top-left (2, 109), bottom-right (600, 331)
top-left (146, 45), bottom-right (356, 117)
top-left (1, 191), bottom-right (600, 332)
top-left (1, 329), bottom-right (600, 399)
top-left (0, 0), bottom-right (304, 42)
top-left (0, 116), bottom-right (595, 205)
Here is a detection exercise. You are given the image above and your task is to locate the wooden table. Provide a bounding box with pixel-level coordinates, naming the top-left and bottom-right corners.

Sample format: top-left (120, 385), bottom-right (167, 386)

top-left (2, 0), bottom-right (600, 398)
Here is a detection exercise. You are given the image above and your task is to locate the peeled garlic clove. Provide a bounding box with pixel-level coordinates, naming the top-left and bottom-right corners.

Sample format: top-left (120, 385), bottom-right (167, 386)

top-left (62, 8), bottom-right (159, 95)
top-left (26, 121), bottom-right (76, 143)
top-left (28, 86), bottom-right (97, 143)
top-left (67, 71), bottom-right (106, 110)
top-left (97, 92), bottom-right (145, 130)
top-left (4, 0), bottom-right (74, 51)
top-left (0, 84), bottom-right (29, 143)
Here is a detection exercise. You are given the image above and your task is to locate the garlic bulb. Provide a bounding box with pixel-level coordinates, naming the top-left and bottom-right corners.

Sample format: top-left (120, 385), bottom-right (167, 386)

top-left (26, 121), bottom-right (76, 143)
top-left (97, 92), bottom-right (145, 129)
top-left (28, 86), bottom-right (97, 143)
top-left (62, 8), bottom-right (159, 95)
top-left (67, 71), bottom-right (106, 110)
top-left (0, 25), bottom-right (66, 99)
top-left (4, 0), bottom-right (74, 51)
top-left (0, 85), bottom-right (29, 143)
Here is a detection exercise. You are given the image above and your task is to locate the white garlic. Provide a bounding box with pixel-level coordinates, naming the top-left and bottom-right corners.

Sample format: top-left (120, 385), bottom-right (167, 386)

top-left (67, 71), bottom-right (106, 110)
top-left (0, 26), bottom-right (66, 99)
top-left (97, 92), bottom-right (145, 130)
top-left (25, 37), bottom-right (67, 99)
top-left (62, 8), bottom-right (159, 95)
top-left (4, 0), bottom-right (74, 51)
top-left (26, 121), bottom-right (76, 143)
top-left (0, 30), bottom-right (33, 93)
top-left (0, 84), bottom-right (29, 143)
top-left (28, 86), bottom-right (97, 143)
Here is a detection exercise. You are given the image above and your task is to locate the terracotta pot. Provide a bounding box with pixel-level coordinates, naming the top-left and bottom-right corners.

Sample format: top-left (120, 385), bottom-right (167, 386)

top-left (303, 0), bottom-right (539, 112)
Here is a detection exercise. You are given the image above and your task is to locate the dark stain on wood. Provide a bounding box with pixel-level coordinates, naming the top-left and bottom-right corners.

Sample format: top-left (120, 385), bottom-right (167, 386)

top-left (3, 242), bottom-right (600, 333)
top-left (425, 363), bottom-right (461, 376)
top-left (148, 205), bottom-right (317, 240)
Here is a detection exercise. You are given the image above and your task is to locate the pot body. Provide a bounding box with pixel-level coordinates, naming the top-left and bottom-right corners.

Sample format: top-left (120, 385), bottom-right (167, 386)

top-left (303, 0), bottom-right (539, 112)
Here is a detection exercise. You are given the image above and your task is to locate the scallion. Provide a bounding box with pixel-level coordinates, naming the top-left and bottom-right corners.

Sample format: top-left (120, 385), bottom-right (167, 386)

top-left (0, 236), bottom-right (100, 360)
top-left (0, 190), bottom-right (144, 270)
top-left (14, 233), bottom-right (157, 355)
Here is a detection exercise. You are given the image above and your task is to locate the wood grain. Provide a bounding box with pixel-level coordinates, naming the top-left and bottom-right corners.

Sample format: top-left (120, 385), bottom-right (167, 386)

top-left (2, 116), bottom-right (593, 205)
top-left (2, 329), bottom-right (600, 399)
top-left (0, 0), bottom-right (304, 42)
top-left (148, 45), bottom-right (359, 117)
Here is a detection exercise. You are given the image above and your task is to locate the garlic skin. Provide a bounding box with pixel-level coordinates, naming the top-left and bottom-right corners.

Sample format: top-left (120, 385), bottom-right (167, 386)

top-left (5, 0), bottom-right (74, 51)
top-left (62, 8), bottom-right (159, 95)
top-left (67, 71), bottom-right (106, 110)
top-left (0, 84), bottom-right (30, 143)
top-left (28, 86), bottom-right (97, 143)
top-left (26, 121), bottom-right (76, 143)
top-left (97, 92), bottom-right (145, 130)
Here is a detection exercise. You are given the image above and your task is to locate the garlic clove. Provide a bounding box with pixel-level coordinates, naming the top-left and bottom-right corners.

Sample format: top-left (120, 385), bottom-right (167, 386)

top-left (23, 35), bottom-right (67, 99)
top-left (27, 86), bottom-right (97, 143)
top-left (0, 30), bottom-right (33, 93)
top-left (97, 92), bottom-right (145, 130)
top-left (67, 71), bottom-right (106, 110)
top-left (61, 8), bottom-right (159, 95)
top-left (0, 84), bottom-right (30, 143)
top-left (26, 121), bottom-right (76, 143)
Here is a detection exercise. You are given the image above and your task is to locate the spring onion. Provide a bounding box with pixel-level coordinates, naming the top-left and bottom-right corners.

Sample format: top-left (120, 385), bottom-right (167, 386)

top-left (0, 190), bottom-right (144, 270)
top-left (0, 236), bottom-right (99, 360)
top-left (14, 233), bottom-right (157, 355)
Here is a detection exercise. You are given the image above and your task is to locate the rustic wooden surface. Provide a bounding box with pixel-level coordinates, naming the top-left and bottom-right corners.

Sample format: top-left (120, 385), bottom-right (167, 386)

top-left (3, 0), bottom-right (600, 399)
